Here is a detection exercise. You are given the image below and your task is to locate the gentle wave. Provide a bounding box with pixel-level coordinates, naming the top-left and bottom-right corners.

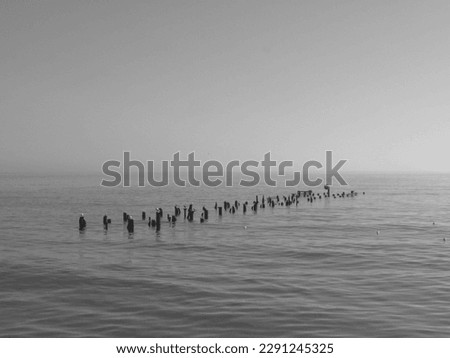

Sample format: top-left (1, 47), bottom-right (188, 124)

top-left (1, 173), bottom-right (450, 337)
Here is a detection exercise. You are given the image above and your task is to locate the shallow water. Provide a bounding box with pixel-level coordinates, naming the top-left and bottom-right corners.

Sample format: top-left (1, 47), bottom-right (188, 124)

top-left (1, 172), bottom-right (450, 337)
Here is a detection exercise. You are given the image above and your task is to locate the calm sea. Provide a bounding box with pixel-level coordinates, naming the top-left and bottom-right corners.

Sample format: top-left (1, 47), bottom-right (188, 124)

top-left (1, 172), bottom-right (450, 337)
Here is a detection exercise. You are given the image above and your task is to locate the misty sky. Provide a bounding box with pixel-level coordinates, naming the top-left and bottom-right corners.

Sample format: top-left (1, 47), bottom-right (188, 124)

top-left (1, 0), bottom-right (450, 173)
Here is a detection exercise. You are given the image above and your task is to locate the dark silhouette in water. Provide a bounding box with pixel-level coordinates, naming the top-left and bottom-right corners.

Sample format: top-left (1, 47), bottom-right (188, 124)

top-left (156, 208), bottom-right (161, 231)
top-left (79, 188), bottom-right (366, 236)
top-left (251, 201), bottom-right (258, 212)
top-left (127, 216), bottom-right (134, 234)
top-left (103, 214), bottom-right (108, 230)
top-left (187, 204), bottom-right (195, 221)
top-left (79, 214), bottom-right (86, 231)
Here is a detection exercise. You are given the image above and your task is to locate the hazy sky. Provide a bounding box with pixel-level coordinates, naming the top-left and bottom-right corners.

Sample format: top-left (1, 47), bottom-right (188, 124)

top-left (1, 0), bottom-right (450, 173)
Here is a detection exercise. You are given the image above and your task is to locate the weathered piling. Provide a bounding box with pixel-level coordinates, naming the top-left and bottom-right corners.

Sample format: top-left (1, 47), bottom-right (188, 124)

top-left (187, 204), bottom-right (195, 221)
top-left (79, 214), bottom-right (86, 231)
top-left (156, 209), bottom-right (161, 231)
top-left (127, 216), bottom-right (134, 234)
top-left (252, 201), bottom-right (258, 212)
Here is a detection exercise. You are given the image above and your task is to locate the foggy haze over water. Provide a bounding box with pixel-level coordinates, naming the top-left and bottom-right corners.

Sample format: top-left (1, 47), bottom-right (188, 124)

top-left (1, 1), bottom-right (450, 173)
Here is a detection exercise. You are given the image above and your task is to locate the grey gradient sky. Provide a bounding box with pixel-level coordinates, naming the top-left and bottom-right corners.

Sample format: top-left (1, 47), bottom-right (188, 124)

top-left (1, 0), bottom-right (450, 173)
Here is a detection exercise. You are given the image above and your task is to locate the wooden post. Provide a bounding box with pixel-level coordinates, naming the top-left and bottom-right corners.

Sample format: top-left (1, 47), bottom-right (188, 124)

top-left (156, 210), bottom-right (161, 231)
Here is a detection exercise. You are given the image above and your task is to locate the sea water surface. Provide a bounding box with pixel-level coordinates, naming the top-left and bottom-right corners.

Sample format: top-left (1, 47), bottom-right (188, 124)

top-left (1, 172), bottom-right (450, 337)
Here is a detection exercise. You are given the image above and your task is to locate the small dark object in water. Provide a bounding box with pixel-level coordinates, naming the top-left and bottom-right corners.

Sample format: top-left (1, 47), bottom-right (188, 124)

top-left (156, 209), bottom-right (161, 231)
top-left (79, 214), bottom-right (86, 231)
top-left (127, 216), bottom-right (134, 234)
top-left (187, 204), bottom-right (195, 221)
